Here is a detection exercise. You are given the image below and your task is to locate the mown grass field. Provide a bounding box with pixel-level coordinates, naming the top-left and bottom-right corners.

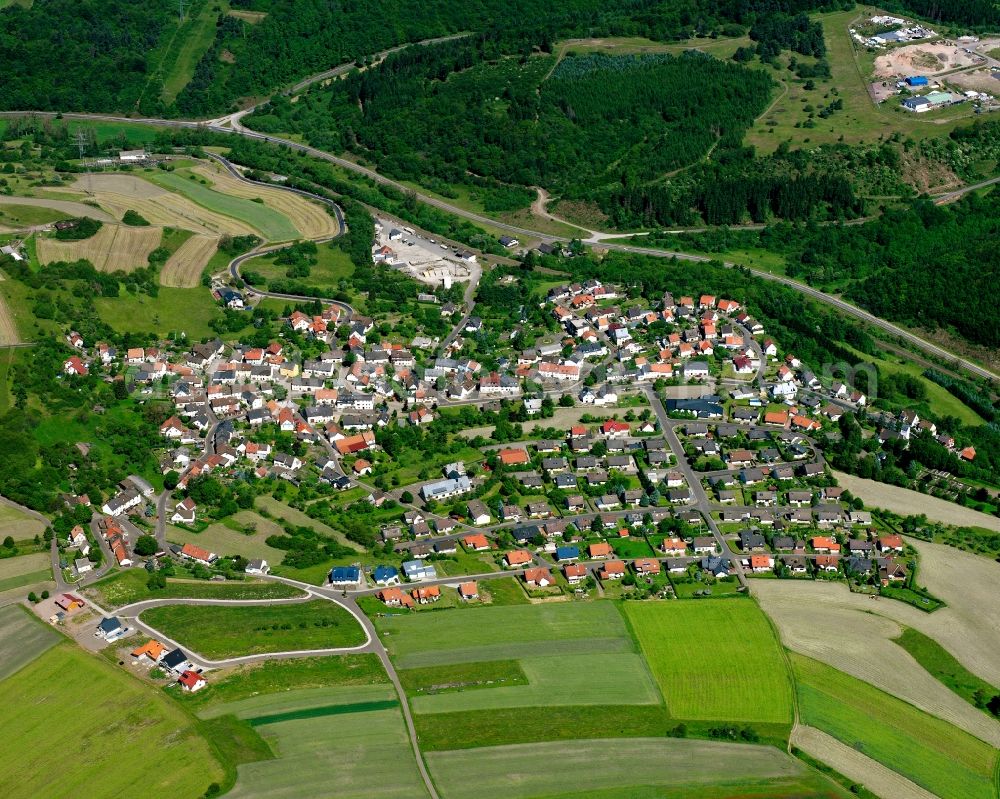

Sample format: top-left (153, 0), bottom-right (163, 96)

top-left (167, 511), bottom-right (287, 563)
top-left (410, 653), bottom-right (661, 714)
top-left (624, 599), bottom-right (794, 724)
top-left (0, 603), bottom-right (58, 679)
top-left (898, 628), bottom-right (1000, 710)
top-left (793, 653), bottom-right (999, 799)
top-left (426, 738), bottom-right (843, 799)
top-left (205, 684), bottom-right (430, 799)
top-left (85, 569), bottom-right (304, 609)
top-left (142, 599), bottom-right (367, 658)
top-left (0, 502), bottom-right (47, 540)
top-left (149, 171), bottom-right (299, 241)
top-left (179, 653), bottom-right (387, 711)
top-left (376, 602), bottom-right (635, 669)
top-left (94, 285), bottom-right (232, 339)
top-left (0, 643), bottom-right (224, 798)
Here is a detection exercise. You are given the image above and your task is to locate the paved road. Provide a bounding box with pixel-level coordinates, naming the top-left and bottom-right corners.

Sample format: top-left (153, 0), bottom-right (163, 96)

top-left (8, 105), bottom-right (991, 382)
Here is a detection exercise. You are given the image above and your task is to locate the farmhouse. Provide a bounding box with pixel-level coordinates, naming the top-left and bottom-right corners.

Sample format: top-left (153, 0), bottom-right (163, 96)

top-left (180, 542), bottom-right (216, 566)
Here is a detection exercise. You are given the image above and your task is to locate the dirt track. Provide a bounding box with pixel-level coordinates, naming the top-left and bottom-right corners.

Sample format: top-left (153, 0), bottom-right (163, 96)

top-left (791, 725), bottom-right (938, 799)
top-left (833, 471), bottom-right (1000, 532)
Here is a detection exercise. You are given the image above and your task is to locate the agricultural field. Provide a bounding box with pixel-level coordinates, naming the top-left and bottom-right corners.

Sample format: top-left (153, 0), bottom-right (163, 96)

top-left (0, 195), bottom-right (115, 223)
top-left (0, 643), bottom-right (224, 798)
top-left (753, 579), bottom-right (1000, 746)
top-left (166, 511), bottom-right (288, 563)
top-left (71, 173), bottom-right (258, 237)
top-left (426, 738), bottom-right (845, 799)
top-left (191, 163), bottom-right (340, 239)
top-left (94, 286), bottom-right (231, 339)
top-left (148, 171), bottom-right (300, 241)
top-left (409, 652), bottom-right (660, 714)
top-left (84, 568), bottom-right (304, 609)
top-left (0, 604), bottom-right (58, 680)
top-left (833, 471), bottom-right (1000, 532)
top-left (375, 602), bottom-right (635, 669)
top-left (623, 600), bottom-right (794, 725)
top-left (793, 653), bottom-right (999, 799)
top-left (141, 599), bottom-right (367, 658)
top-left (0, 500), bottom-right (47, 540)
top-left (791, 725), bottom-right (938, 799)
top-left (0, 551), bottom-right (51, 596)
top-left (200, 684), bottom-right (430, 799)
top-left (160, 233), bottom-right (218, 287)
top-left (36, 223), bottom-right (161, 272)
top-left (895, 627), bottom-right (1000, 713)
top-left (0, 292), bottom-right (19, 345)
top-left (180, 654), bottom-right (388, 711)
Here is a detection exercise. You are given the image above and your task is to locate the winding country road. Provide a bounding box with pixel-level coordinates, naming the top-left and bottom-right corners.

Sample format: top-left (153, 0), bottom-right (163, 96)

top-left (5, 103), bottom-right (992, 382)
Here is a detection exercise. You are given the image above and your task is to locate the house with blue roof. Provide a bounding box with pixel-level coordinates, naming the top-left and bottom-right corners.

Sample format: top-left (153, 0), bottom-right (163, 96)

top-left (328, 566), bottom-right (362, 587)
top-left (555, 546), bottom-right (580, 562)
top-left (373, 566), bottom-right (400, 586)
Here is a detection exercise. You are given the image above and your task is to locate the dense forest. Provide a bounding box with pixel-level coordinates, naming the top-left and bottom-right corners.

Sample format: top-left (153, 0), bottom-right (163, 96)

top-left (885, 0), bottom-right (1000, 28)
top-left (0, 0), bottom-right (175, 112)
top-left (669, 191), bottom-right (1000, 349)
top-left (247, 36), bottom-right (775, 204)
top-left (0, 0), bottom-right (851, 115)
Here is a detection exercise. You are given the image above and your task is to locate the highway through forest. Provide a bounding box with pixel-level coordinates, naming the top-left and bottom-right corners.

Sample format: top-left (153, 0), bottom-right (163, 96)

top-left (2, 38), bottom-right (996, 382)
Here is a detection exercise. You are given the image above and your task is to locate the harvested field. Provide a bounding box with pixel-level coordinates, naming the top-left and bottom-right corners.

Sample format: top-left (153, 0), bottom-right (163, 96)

top-left (68, 173), bottom-right (258, 237)
top-left (37, 224), bottom-right (161, 272)
top-left (757, 545), bottom-right (1000, 689)
top-left (192, 164), bottom-right (339, 239)
top-left (874, 43), bottom-right (982, 79)
top-left (160, 233), bottom-right (218, 287)
top-left (833, 470), bottom-right (1000, 531)
top-left (791, 725), bottom-right (938, 799)
top-left (754, 580), bottom-right (1000, 746)
top-left (0, 195), bottom-right (114, 222)
top-left (0, 291), bottom-right (20, 344)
